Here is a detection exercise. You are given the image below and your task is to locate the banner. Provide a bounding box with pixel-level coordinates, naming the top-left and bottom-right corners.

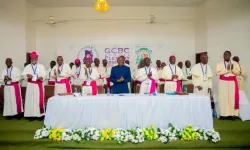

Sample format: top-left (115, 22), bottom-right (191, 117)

top-left (104, 45), bottom-right (130, 66)
top-left (135, 45), bottom-right (153, 64)
top-left (57, 44), bottom-right (159, 68)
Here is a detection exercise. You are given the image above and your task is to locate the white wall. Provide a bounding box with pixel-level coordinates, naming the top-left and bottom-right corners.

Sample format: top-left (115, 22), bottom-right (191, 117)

top-left (26, 1), bottom-right (36, 53)
top-left (196, 0), bottom-right (250, 98)
top-left (195, 1), bottom-right (207, 53)
top-left (0, 0), bottom-right (27, 71)
top-left (35, 7), bottom-right (196, 68)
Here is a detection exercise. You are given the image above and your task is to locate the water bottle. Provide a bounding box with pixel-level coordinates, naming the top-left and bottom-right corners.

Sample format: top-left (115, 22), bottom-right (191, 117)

top-left (213, 110), bottom-right (217, 118)
top-left (74, 87), bottom-right (77, 93)
top-left (107, 87), bottom-right (110, 96)
top-left (184, 87), bottom-right (188, 93)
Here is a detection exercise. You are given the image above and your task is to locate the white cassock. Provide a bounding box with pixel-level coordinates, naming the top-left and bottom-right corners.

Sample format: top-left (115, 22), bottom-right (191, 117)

top-left (136, 66), bottom-right (159, 94)
top-left (50, 64), bottom-right (72, 95)
top-left (20, 72), bottom-right (27, 87)
top-left (100, 66), bottom-right (111, 86)
top-left (182, 67), bottom-right (192, 86)
top-left (0, 66), bottom-right (23, 116)
top-left (191, 63), bottom-right (213, 96)
top-left (80, 67), bottom-right (99, 95)
top-left (93, 66), bottom-right (105, 86)
top-left (46, 68), bottom-right (55, 85)
top-left (71, 65), bottom-right (83, 86)
top-left (162, 64), bottom-right (183, 93)
top-left (156, 67), bottom-right (164, 93)
top-left (22, 63), bottom-right (46, 117)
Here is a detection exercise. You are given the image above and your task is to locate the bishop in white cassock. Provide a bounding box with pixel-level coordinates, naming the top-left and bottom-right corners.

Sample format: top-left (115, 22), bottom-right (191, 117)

top-left (216, 51), bottom-right (240, 119)
top-left (80, 58), bottom-right (99, 95)
top-left (50, 56), bottom-right (72, 95)
top-left (100, 59), bottom-right (111, 91)
top-left (156, 60), bottom-right (164, 93)
top-left (22, 52), bottom-right (46, 119)
top-left (136, 58), bottom-right (158, 94)
top-left (233, 56), bottom-right (247, 91)
top-left (0, 58), bottom-right (23, 118)
top-left (182, 60), bottom-right (193, 86)
top-left (46, 61), bottom-right (56, 85)
top-left (191, 53), bottom-right (213, 96)
top-left (93, 58), bottom-right (106, 86)
top-left (71, 58), bottom-right (83, 86)
top-left (162, 55), bottom-right (183, 93)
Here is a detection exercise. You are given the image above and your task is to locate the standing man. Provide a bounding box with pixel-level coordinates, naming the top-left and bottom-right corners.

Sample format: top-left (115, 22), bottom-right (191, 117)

top-left (233, 56), bottom-right (246, 91)
top-left (0, 58), bottom-right (23, 119)
top-left (100, 59), bottom-right (111, 92)
top-left (136, 58), bottom-right (158, 94)
top-left (156, 60), bottom-right (164, 93)
top-left (69, 62), bottom-right (74, 69)
top-left (50, 56), bottom-right (72, 95)
top-left (216, 51), bottom-right (240, 120)
top-left (162, 55), bottom-right (183, 93)
top-left (177, 62), bottom-right (183, 69)
top-left (182, 60), bottom-right (192, 86)
top-left (125, 60), bottom-right (130, 66)
top-left (22, 52), bottom-right (46, 121)
top-left (80, 58), bottom-right (99, 95)
top-left (93, 58), bottom-right (105, 86)
top-left (161, 62), bottom-right (166, 68)
top-left (71, 58), bottom-right (83, 86)
top-left (46, 61), bottom-right (56, 85)
top-left (118, 55), bottom-right (132, 92)
top-left (191, 53), bottom-right (213, 96)
top-left (110, 56), bottom-right (131, 94)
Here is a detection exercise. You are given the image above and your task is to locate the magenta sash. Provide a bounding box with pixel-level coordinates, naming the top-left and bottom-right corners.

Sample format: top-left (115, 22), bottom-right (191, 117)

top-left (106, 77), bottom-right (111, 87)
top-left (28, 80), bottom-right (44, 114)
top-left (159, 78), bottom-right (166, 82)
top-left (149, 78), bottom-right (156, 94)
top-left (56, 78), bottom-right (71, 93)
top-left (83, 81), bottom-right (98, 95)
top-left (48, 80), bottom-right (55, 85)
top-left (166, 79), bottom-right (182, 92)
top-left (5, 82), bottom-right (22, 113)
top-left (106, 77), bottom-right (112, 93)
top-left (220, 76), bottom-right (239, 109)
top-left (135, 81), bottom-right (142, 85)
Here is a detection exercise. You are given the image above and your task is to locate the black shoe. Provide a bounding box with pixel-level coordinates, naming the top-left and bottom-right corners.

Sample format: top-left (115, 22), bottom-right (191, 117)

top-left (15, 113), bottom-right (23, 120)
top-left (38, 116), bottom-right (45, 121)
top-left (5, 116), bottom-right (13, 120)
top-left (219, 116), bottom-right (225, 120)
top-left (28, 117), bottom-right (36, 122)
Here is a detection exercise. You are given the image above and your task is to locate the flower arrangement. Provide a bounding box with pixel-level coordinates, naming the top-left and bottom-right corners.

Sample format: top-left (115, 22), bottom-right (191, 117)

top-left (34, 124), bottom-right (220, 144)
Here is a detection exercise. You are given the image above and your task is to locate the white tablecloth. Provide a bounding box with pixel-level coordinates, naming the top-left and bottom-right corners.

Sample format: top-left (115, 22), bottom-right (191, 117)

top-left (44, 94), bottom-right (213, 129)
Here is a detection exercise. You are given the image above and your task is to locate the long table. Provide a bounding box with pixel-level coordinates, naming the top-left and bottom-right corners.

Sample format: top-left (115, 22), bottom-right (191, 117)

top-left (44, 94), bottom-right (213, 130)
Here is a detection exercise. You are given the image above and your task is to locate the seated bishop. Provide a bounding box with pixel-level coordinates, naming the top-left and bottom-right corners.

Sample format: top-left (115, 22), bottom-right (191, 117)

top-left (136, 58), bottom-right (159, 94)
top-left (80, 57), bottom-right (99, 95)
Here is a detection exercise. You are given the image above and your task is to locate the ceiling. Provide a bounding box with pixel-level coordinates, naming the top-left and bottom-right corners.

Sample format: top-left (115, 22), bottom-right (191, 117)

top-left (27, 0), bottom-right (205, 7)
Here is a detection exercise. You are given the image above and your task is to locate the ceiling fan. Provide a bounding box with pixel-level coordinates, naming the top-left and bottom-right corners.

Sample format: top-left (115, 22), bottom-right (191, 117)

top-left (35, 16), bottom-right (68, 26)
top-left (146, 15), bottom-right (169, 25)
